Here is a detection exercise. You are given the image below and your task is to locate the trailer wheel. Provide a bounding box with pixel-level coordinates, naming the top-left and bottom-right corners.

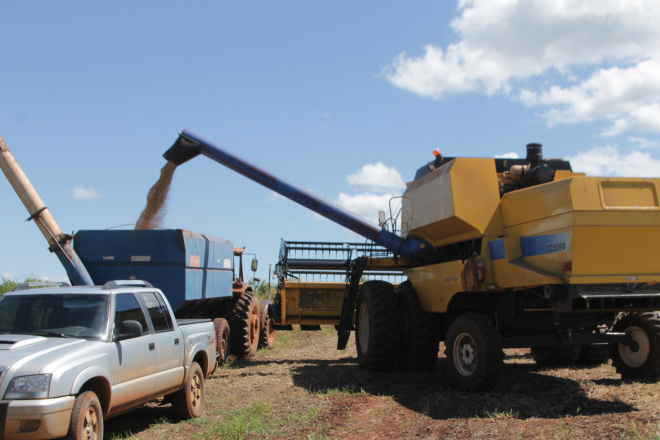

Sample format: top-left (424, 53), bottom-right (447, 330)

top-left (259, 313), bottom-right (277, 349)
top-left (398, 281), bottom-right (439, 371)
top-left (214, 317), bottom-right (231, 365)
top-left (67, 391), bottom-right (103, 440)
top-left (355, 280), bottom-right (401, 371)
top-left (171, 362), bottom-right (205, 419)
top-left (611, 312), bottom-right (660, 379)
top-left (445, 313), bottom-right (503, 391)
top-left (227, 292), bottom-right (260, 358)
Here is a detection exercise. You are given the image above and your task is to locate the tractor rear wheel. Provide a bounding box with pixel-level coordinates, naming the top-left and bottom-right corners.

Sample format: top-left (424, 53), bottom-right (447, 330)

top-left (227, 292), bottom-right (260, 358)
top-left (445, 313), bottom-right (503, 391)
top-left (355, 281), bottom-right (401, 371)
top-left (611, 312), bottom-right (660, 379)
top-left (398, 281), bottom-right (439, 371)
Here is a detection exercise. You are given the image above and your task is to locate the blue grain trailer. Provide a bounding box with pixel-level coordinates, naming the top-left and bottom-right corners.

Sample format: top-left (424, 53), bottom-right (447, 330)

top-left (72, 229), bottom-right (275, 361)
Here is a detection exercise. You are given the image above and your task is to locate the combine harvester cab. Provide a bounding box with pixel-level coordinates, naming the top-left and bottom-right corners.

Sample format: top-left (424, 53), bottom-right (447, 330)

top-left (164, 130), bottom-right (660, 391)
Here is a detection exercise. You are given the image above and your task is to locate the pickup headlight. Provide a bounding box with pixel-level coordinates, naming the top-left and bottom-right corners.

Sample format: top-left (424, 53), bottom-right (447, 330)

top-left (4, 374), bottom-right (51, 399)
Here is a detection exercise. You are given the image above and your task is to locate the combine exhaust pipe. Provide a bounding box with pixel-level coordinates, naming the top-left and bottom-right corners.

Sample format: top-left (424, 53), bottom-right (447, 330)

top-left (0, 135), bottom-right (94, 286)
top-left (164, 130), bottom-right (438, 263)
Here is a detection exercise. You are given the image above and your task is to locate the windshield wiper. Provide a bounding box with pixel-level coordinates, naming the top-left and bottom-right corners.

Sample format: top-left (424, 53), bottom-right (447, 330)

top-left (19, 331), bottom-right (72, 338)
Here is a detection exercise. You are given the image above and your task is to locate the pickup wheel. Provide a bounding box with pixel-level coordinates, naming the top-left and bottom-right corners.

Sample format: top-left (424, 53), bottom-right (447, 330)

top-left (214, 317), bottom-right (231, 365)
top-left (611, 312), bottom-right (660, 379)
top-left (171, 361), bottom-right (205, 419)
top-left (445, 313), bottom-right (503, 391)
top-left (355, 281), bottom-right (401, 371)
top-left (227, 292), bottom-right (260, 358)
top-left (67, 391), bottom-right (103, 440)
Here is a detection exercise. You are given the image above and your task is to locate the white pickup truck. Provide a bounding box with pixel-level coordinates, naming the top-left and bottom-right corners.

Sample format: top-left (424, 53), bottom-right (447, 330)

top-left (0, 280), bottom-right (217, 440)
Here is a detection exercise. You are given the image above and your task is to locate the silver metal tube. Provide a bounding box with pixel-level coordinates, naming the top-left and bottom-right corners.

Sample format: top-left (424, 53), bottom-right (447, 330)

top-left (0, 135), bottom-right (94, 286)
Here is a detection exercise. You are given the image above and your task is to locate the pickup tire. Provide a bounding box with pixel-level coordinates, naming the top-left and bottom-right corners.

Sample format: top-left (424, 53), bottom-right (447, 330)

top-left (214, 317), bottom-right (231, 365)
top-left (227, 292), bottom-right (260, 358)
top-left (67, 391), bottom-right (103, 440)
top-left (355, 281), bottom-right (401, 371)
top-left (171, 362), bottom-right (205, 419)
top-left (611, 312), bottom-right (660, 379)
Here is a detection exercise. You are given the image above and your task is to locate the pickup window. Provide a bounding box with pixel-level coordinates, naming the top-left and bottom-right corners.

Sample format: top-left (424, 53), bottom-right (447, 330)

top-left (115, 293), bottom-right (149, 335)
top-left (0, 294), bottom-right (108, 340)
top-left (140, 292), bottom-right (174, 332)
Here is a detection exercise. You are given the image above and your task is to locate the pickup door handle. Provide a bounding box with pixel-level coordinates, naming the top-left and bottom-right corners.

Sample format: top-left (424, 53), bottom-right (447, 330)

top-left (174, 338), bottom-right (180, 345)
top-left (148, 343), bottom-right (155, 351)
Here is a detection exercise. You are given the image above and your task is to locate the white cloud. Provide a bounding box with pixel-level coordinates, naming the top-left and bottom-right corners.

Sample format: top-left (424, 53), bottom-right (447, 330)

top-left (73, 186), bottom-right (101, 199)
top-left (346, 162), bottom-right (405, 194)
top-left (384, 0), bottom-right (660, 136)
top-left (495, 152), bottom-right (519, 159)
top-left (567, 145), bottom-right (660, 177)
top-left (628, 136), bottom-right (660, 150)
top-left (336, 193), bottom-right (395, 225)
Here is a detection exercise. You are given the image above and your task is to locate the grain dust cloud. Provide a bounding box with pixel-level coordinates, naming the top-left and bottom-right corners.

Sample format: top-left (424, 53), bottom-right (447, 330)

top-left (135, 161), bottom-right (177, 230)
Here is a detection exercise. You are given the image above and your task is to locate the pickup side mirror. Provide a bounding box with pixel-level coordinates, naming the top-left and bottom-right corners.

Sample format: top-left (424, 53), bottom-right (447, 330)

top-left (251, 258), bottom-right (258, 272)
top-left (114, 320), bottom-right (144, 341)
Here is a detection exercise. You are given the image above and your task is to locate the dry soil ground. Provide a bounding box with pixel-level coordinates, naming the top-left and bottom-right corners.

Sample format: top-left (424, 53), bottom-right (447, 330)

top-left (105, 327), bottom-right (660, 440)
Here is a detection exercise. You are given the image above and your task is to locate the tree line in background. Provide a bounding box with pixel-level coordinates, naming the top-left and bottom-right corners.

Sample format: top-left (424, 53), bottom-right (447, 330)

top-left (0, 277), bottom-right (40, 297)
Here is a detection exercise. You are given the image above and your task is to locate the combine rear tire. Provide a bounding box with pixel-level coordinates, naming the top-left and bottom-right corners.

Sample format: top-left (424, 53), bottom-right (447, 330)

top-left (355, 281), bottom-right (401, 371)
top-left (611, 312), bottom-right (660, 379)
top-left (398, 281), bottom-right (439, 371)
top-left (445, 313), bottom-right (503, 391)
top-left (214, 317), bottom-right (231, 365)
top-left (227, 292), bottom-right (260, 358)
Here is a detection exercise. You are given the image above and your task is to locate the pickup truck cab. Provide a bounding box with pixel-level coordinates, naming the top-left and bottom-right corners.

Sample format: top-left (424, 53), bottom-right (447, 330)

top-left (0, 280), bottom-right (217, 440)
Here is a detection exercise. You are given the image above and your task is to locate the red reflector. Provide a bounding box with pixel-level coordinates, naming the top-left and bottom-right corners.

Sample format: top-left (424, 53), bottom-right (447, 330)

top-left (562, 261), bottom-right (572, 271)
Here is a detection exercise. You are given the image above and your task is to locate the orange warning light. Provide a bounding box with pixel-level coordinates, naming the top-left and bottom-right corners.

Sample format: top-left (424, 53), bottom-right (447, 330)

top-left (433, 149), bottom-right (441, 157)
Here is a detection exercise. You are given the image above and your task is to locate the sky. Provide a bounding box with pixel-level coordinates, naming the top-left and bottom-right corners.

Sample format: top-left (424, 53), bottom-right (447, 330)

top-left (1, 1), bottom-right (659, 286)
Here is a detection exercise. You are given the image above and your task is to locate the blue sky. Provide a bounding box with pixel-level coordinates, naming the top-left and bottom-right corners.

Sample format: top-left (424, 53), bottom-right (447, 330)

top-left (1, 1), bottom-right (659, 284)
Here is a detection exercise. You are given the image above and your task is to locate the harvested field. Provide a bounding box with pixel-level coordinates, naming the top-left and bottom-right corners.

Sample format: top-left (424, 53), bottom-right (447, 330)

top-left (106, 327), bottom-right (660, 440)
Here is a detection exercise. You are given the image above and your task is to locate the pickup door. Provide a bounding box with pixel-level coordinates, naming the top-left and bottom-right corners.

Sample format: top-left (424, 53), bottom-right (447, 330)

top-left (108, 291), bottom-right (184, 413)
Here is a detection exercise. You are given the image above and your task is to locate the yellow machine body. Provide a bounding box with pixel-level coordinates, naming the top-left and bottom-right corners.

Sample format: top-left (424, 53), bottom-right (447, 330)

top-left (403, 159), bottom-right (660, 313)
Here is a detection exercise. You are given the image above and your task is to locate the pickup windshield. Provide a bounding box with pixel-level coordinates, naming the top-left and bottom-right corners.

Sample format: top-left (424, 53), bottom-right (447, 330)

top-left (0, 294), bottom-right (109, 340)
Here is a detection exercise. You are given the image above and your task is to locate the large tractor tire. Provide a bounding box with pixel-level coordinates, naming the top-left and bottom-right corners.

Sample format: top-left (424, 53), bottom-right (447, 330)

top-left (227, 292), bottom-right (260, 358)
top-left (258, 300), bottom-right (277, 349)
top-left (445, 313), bottom-right (504, 391)
top-left (610, 312), bottom-right (660, 379)
top-left (398, 281), bottom-right (440, 371)
top-left (213, 317), bottom-right (231, 365)
top-left (355, 280), bottom-right (401, 371)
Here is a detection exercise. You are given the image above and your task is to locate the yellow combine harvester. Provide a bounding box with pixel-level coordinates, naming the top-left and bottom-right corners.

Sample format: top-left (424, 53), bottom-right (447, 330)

top-left (165, 132), bottom-right (660, 391)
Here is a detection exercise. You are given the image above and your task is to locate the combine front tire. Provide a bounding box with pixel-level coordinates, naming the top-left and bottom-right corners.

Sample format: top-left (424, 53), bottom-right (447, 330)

top-left (258, 301), bottom-right (277, 349)
top-left (398, 281), bottom-right (439, 371)
top-left (610, 312), bottom-right (660, 379)
top-left (227, 292), bottom-right (260, 358)
top-left (355, 281), bottom-right (401, 371)
top-left (445, 313), bottom-right (503, 391)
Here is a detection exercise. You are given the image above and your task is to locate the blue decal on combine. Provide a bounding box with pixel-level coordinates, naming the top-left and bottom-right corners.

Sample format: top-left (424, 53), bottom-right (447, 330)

top-left (521, 233), bottom-right (570, 257)
top-left (488, 239), bottom-right (506, 260)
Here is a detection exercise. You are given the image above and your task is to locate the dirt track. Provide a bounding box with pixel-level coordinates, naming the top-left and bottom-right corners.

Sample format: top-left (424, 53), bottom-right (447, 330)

top-left (105, 327), bottom-right (660, 439)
